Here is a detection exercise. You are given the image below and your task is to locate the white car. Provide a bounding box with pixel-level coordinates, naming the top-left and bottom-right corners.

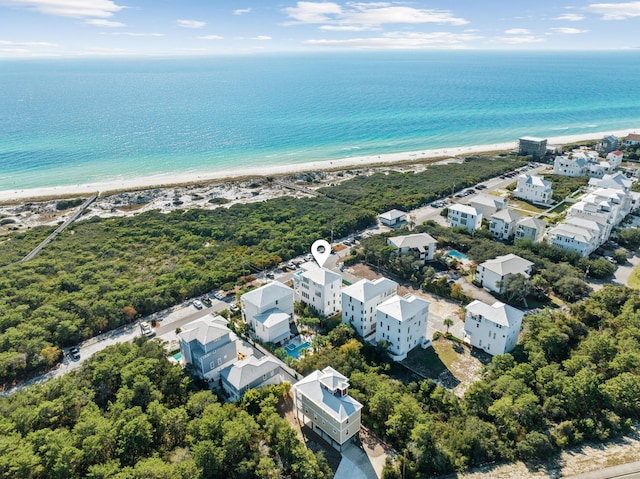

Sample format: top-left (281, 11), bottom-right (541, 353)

top-left (140, 321), bottom-right (155, 337)
top-left (229, 303), bottom-right (239, 313)
top-left (193, 299), bottom-right (204, 309)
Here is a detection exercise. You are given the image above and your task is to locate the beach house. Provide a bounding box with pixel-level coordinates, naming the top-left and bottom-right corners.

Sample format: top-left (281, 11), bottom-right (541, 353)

top-left (469, 194), bottom-right (508, 218)
top-left (295, 267), bottom-right (342, 317)
top-left (464, 300), bottom-right (524, 355)
top-left (220, 356), bottom-right (284, 402)
top-left (624, 133), bottom-right (640, 147)
top-left (513, 174), bottom-right (553, 205)
top-left (514, 216), bottom-right (547, 243)
top-left (553, 154), bottom-right (589, 177)
top-left (476, 254), bottom-right (534, 294)
top-left (606, 150), bottom-right (624, 169)
top-left (387, 233), bottom-right (437, 265)
top-left (178, 315), bottom-right (253, 381)
top-left (375, 294), bottom-right (430, 361)
top-left (293, 367), bottom-right (363, 450)
top-left (342, 277), bottom-right (398, 339)
top-left (241, 282), bottom-right (294, 345)
top-left (489, 209), bottom-right (523, 241)
top-left (378, 209), bottom-right (407, 228)
top-left (447, 204), bottom-right (483, 232)
top-left (518, 137), bottom-right (547, 158)
top-left (598, 135), bottom-right (619, 154)
top-left (547, 222), bottom-right (600, 256)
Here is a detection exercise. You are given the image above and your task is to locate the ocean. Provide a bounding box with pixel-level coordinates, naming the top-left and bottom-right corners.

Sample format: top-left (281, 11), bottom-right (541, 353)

top-left (1, 51), bottom-right (640, 191)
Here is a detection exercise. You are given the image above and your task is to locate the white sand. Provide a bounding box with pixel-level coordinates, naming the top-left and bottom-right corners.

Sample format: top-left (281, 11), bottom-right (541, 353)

top-left (1, 129), bottom-right (637, 202)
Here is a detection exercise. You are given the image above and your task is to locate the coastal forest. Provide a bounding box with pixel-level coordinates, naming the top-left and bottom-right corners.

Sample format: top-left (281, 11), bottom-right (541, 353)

top-left (0, 156), bottom-right (520, 384)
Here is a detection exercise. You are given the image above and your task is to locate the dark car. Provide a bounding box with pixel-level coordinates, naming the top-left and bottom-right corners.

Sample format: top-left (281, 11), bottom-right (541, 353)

top-left (69, 346), bottom-right (80, 360)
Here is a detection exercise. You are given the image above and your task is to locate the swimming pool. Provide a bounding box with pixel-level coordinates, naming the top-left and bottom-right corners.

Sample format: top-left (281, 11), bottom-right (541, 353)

top-left (172, 352), bottom-right (182, 361)
top-left (285, 341), bottom-right (311, 359)
top-left (447, 250), bottom-right (469, 261)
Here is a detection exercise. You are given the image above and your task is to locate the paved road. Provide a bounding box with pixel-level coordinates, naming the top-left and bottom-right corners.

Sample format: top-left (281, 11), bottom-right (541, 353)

top-left (565, 460), bottom-right (640, 479)
top-left (589, 251), bottom-right (640, 291)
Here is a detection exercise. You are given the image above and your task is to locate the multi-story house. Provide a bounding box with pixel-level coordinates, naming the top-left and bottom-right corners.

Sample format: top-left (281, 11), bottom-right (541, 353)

top-left (220, 356), bottom-right (283, 402)
top-left (547, 222), bottom-right (600, 256)
top-left (476, 253), bottom-right (534, 294)
top-left (553, 154), bottom-right (589, 177)
top-left (469, 194), bottom-right (508, 219)
top-left (513, 174), bottom-right (553, 205)
top-left (489, 209), bottom-right (522, 241)
top-left (375, 294), bottom-right (430, 361)
top-left (447, 204), bottom-right (483, 232)
top-left (294, 267), bottom-right (342, 317)
top-left (464, 300), bottom-right (524, 355)
top-left (518, 136), bottom-right (547, 158)
top-left (387, 233), bottom-right (437, 265)
top-left (293, 367), bottom-right (363, 450)
top-left (241, 282), bottom-right (294, 344)
top-left (342, 277), bottom-right (398, 339)
top-left (515, 216), bottom-right (547, 243)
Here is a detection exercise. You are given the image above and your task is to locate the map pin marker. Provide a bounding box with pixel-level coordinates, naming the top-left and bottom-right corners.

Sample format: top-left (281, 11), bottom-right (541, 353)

top-left (311, 239), bottom-right (331, 268)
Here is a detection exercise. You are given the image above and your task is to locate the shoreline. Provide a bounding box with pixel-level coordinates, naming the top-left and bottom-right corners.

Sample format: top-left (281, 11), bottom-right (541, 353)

top-left (1, 129), bottom-right (637, 202)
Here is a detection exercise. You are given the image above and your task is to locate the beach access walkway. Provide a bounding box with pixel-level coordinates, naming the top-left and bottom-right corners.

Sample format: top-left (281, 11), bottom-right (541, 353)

top-left (18, 193), bottom-right (98, 263)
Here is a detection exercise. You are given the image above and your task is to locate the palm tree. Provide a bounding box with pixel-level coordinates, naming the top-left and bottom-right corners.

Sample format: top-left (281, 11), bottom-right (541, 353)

top-left (443, 318), bottom-right (454, 334)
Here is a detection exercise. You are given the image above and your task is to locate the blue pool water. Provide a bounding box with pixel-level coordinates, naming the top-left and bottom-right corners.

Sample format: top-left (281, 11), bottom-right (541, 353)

top-left (173, 353), bottom-right (182, 361)
top-left (285, 341), bottom-right (311, 359)
top-left (447, 250), bottom-right (469, 261)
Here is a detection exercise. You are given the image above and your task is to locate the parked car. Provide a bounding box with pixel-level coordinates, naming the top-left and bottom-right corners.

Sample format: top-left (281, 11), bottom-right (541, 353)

top-left (266, 272), bottom-right (275, 279)
top-left (476, 184), bottom-right (487, 190)
top-left (140, 321), bottom-right (155, 337)
top-left (69, 346), bottom-right (80, 360)
top-left (193, 299), bottom-right (204, 310)
top-left (214, 291), bottom-right (225, 300)
top-left (201, 296), bottom-right (212, 306)
top-left (287, 262), bottom-right (297, 270)
top-left (229, 303), bottom-right (240, 313)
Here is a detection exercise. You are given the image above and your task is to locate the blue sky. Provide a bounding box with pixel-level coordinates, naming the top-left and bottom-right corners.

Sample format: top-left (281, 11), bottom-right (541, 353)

top-left (1, 0), bottom-right (639, 57)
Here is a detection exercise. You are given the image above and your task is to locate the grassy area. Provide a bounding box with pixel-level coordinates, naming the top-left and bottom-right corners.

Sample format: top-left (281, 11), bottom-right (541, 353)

top-left (507, 198), bottom-right (546, 215)
top-left (547, 200), bottom-right (571, 215)
top-left (628, 263), bottom-right (640, 289)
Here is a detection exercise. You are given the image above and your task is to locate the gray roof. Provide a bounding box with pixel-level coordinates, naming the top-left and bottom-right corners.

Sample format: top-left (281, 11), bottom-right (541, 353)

top-left (519, 174), bottom-right (551, 188)
top-left (470, 194), bottom-right (506, 208)
top-left (293, 367), bottom-right (363, 422)
top-left (387, 233), bottom-right (437, 250)
top-left (467, 300), bottom-right (524, 327)
top-left (516, 216), bottom-right (546, 231)
top-left (241, 282), bottom-right (293, 309)
top-left (449, 204), bottom-right (481, 216)
top-left (491, 209), bottom-right (522, 223)
top-left (221, 356), bottom-right (280, 391)
top-left (379, 209), bottom-right (407, 221)
top-left (479, 253), bottom-right (534, 276)
top-left (301, 267), bottom-right (342, 286)
top-left (254, 308), bottom-right (290, 328)
top-left (549, 223), bottom-right (596, 242)
top-left (377, 294), bottom-right (430, 322)
top-left (178, 315), bottom-right (230, 345)
top-left (342, 277), bottom-right (398, 303)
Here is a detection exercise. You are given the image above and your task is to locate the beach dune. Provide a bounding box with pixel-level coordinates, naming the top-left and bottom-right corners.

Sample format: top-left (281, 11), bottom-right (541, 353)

top-left (1, 129), bottom-right (637, 202)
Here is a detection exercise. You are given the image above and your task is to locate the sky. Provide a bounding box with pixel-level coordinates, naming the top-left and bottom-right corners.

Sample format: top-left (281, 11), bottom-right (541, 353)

top-left (1, 0), bottom-right (640, 57)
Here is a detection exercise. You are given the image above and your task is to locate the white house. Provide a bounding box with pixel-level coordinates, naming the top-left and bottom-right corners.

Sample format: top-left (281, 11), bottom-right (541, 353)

top-left (464, 300), bottom-right (524, 355)
top-left (375, 294), bottom-right (430, 361)
top-left (599, 135), bottom-right (619, 154)
top-left (178, 315), bottom-right (253, 381)
top-left (387, 233), bottom-right (437, 265)
top-left (342, 277), bottom-right (398, 339)
top-left (220, 356), bottom-right (284, 402)
top-left (476, 254), bottom-right (534, 294)
top-left (489, 209), bottom-right (522, 241)
top-left (547, 222), bottom-right (600, 256)
top-left (606, 150), bottom-right (624, 169)
top-left (241, 282), bottom-right (294, 345)
top-left (469, 195), bottom-right (508, 218)
top-left (623, 133), bottom-right (640, 147)
top-left (379, 209), bottom-right (406, 227)
top-left (295, 267), bottom-right (342, 317)
top-left (447, 204), bottom-right (483, 232)
top-left (553, 154), bottom-right (589, 177)
top-left (513, 174), bottom-right (553, 205)
top-left (515, 216), bottom-right (547, 243)
top-left (293, 367), bottom-right (363, 450)
top-left (588, 172), bottom-right (632, 193)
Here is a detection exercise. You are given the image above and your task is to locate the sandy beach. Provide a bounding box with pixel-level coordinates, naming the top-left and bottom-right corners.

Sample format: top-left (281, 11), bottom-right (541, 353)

top-left (1, 129), bottom-right (638, 202)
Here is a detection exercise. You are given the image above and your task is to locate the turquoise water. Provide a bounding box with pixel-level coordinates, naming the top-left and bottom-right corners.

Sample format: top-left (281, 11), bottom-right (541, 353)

top-left (447, 250), bottom-right (469, 261)
top-left (285, 341), bottom-right (311, 359)
top-left (2, 51), bottom-right (640, 190)
top-left (173, 353), bottom-right (182, 361)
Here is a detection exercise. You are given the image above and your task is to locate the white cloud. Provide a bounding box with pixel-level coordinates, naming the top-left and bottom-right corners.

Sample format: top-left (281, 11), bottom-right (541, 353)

top-left (306, 31), bottom-right (482, 49)
top-left (86, 19), bottom-right (125, 27)
top-left (234, 8), bottom-right (251, 15)
top-left (555, 13), bottom-right (585, 21)
top-left (492, 35), bottom-right (544, 44)
top-left (284, 2), bottom-right (468, 29)
top-left (101, 32), bottom-right (164, 37)
top-left (199, 35), bottom-right (224, 40)
top-left (0, 0), bottom-right (125, 18)
top-left (550, 27), bottom-right (588, 33)
top-left (319, 25), bottom-right (374, 31)
top-left (177, 19), bottom-right (206, 29)
top-left (504, 28), bottom-right (530, 34)
top-left (586, 1), bottom-right (640, 20)
top-left (0, 39), bottom-right (58, 46)
top-left (253, 35), bottom-right (272, 40)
